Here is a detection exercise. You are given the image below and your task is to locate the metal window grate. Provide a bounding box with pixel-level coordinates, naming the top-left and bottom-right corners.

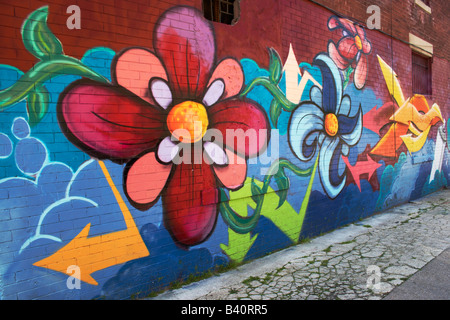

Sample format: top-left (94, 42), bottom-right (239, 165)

top-left (203, 0), bottom-right (236, 25)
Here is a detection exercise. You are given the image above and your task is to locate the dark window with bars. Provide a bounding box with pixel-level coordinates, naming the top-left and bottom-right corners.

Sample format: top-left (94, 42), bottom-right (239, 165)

top-left (203, 0), bottom-right (237, 25)
top-left (412, 52), bottom-right (432, 95)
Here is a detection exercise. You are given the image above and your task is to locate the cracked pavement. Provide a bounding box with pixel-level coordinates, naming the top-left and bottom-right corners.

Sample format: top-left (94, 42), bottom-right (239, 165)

top-left (149, 189), bottom-right (450, 300)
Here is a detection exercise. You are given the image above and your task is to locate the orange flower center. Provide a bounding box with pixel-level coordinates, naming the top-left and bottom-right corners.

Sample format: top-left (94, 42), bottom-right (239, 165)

top-left (324, 113), bottom-right (339, 137)
top-left (354, 35), bottom-right (363, 51)
top-left (166, 101), bottom-right (209, 143)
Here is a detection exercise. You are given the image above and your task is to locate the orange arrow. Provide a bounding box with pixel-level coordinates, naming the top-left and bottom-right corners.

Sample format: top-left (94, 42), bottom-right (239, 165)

top-left (33, 161), bottom-right (149, 285)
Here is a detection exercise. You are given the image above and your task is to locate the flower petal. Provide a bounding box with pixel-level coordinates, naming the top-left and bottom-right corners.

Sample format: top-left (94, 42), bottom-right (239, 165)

top-left (328, 41), bottom-right (351, 70)
top-left (113, 48), bottom-right (167, 104)
top-left (204, 141), bottom-right (227, 165)
top-left (150, 78), bottom-right (172, 109)
top-left (58, 80), bottom-right (167, 162)
top-left (318, 137), bottom-right (346, 199)
top-left (337, 95), bottom-right (351, 116)
top-left (310, 85), bottom-right (323, 107)
top-left (162, 159), bottom-right (219, 247)
top-left (208, 98), bottom-right (270, 158)
top-left (203, 79), bottom-right (225, 107)
top-left (354, 53), bottom-right (368, 90)
top-left (213, 148), bottom-right (247, 190)
top-left (124, 152), bottom-right (172, 208)
top-left (289, 102), bottom-right (325, 162)
top-left (157, 136), bottom-right (179, 163)
top-left (154, 6), bottom-right (215, 100)
top-left (338, 107), bottom-right (363, 146)
top-left (337, 37), bottom-right (358, 61)
top-left (313, 54), bottom-right (343, 114)
top-left (328, 16), bottom-right (357, 35)
top-left (208, 58), bottom-right (244, 99)
top-left (356, 25), bottom-right (372, 54)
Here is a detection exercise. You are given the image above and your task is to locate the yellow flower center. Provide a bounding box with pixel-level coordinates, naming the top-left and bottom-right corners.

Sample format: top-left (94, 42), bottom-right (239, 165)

top-left (324, 113), bottom-right (339, 137)
top-left (354, 35), bottom-right (363, 51)
top-left (166, 101), bottom-right (209, 143)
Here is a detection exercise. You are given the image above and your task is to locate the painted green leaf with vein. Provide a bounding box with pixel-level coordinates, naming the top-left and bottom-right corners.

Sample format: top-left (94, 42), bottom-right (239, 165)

top-left (21, 6), bottom-right (63, 60)
top-left (0, 6), bottom-right (110, 126)
top-left (269, 47), bottom-right (282, 84)
top-left (27, 85), bottom-right (49, 126)
top-left (273, 169), bottom-right (289, 208)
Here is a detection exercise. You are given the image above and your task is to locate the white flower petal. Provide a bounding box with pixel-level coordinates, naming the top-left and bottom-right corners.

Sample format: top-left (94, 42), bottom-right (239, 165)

top-left (204, 142), bottom-right (227, 165)
top-left (318, 136), bottom-right (346, 199)
top-left (310, 86), bottom-right (323, 107)
top-left (337, 95), bottom-right (351, 116)
top-left (203, 79), bottom-right (225, 107)
top-left (340, 108), bottom-right (363, 147)
top-left (289, 103), bottom-right (324, 162)
top-left (157, 136), bottom-right (179, 163)
top-left (150, 79), bottom-right (172, 109)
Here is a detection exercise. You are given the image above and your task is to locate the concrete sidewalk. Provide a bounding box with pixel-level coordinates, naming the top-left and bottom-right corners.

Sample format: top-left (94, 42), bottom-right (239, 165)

top-left (148, 189), bottom-right (450, 300)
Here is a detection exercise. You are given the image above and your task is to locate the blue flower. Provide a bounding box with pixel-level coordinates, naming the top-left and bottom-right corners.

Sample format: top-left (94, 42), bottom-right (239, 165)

top-left (288, 54), bottom-right (362, 198)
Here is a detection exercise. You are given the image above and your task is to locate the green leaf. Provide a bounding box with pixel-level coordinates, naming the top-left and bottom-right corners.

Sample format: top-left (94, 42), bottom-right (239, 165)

top-left (21, 6), bottom-right (63, 60)
top-left (269, 99), bottom-right (282, 128)
top-left (26, 85), bottom-right (50, 126)
top-left (273, 169), bottom-right (290, 208)
top-left (250, 177), bottom-right (263, 204)
top-left (343, 66), bottom-right (354, 88)
top-left (268, 48), bottom-right (282, 84)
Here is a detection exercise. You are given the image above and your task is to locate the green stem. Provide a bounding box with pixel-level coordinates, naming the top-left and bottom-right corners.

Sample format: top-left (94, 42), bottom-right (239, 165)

top-left (220, 158), bottom-right (316, 234)
top-left (241, 77), bottom-right (297, 112)
top-left (0, 55), bottom-right (110, 109)
top-left (298, 155), bottom-right (319, 229)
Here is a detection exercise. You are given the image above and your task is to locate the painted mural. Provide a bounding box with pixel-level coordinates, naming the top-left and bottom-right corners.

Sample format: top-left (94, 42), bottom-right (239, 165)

top-left (0, 5), bottom-right (448, 299)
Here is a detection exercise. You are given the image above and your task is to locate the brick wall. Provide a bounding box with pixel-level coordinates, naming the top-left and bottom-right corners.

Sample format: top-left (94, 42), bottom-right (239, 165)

top-left (0, 0), bottom-right (448, 299)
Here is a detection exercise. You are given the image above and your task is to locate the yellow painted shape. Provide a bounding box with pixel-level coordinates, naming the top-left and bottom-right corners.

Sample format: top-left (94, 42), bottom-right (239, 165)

top-left (377, 55), bottom-right (405, 106)
top-left (166, 100), bottom-right (208, 143)
top-left (390, 100), bottom-right (443, 133)
top-left (401, 125), bottom-right (431, 154)
top-left (34, 161), bottom-right (149, 285)
top-left (324, 113), bottom-right (339, 137)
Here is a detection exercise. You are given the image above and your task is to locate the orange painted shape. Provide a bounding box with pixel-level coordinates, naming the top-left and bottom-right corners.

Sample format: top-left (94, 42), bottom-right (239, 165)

top-left (370, 123), bottom-right (409, 158)
top-left (324, 113), bottom-right (339, 137)
top-left (34, 161), bottom-right (150, 286)
top-left (33, 223), bottom-right (147, 285)
top-left (354, 35), bottom-right (363, 51)
top-left (390, 98), bottom-right (443, 133)
top-left (126, 152), bottom-right (172, 204)
top-left (410, 94), bottom-right (429, 113)
top-left (167, 101), bottom-right (209, 143)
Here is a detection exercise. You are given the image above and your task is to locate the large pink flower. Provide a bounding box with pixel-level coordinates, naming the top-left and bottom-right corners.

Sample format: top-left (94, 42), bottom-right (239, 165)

top-left (57, 6), bottom-right (269, 247)
top-left (327, 16), bottom-right (372, 89)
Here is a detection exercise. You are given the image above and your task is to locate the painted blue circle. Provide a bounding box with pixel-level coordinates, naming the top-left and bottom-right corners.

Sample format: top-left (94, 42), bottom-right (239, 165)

top-left (0, 133), bottom-right (13, 158)
top-left (12, 117), bottom-right (30, 139)
top-left (15, 138), bottom-right (47, 175)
